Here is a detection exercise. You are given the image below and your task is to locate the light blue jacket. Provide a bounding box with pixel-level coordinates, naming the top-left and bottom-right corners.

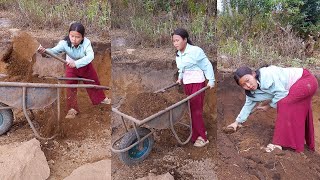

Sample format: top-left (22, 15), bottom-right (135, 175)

top-left (47, 37), bottom-right (94, 68)
top-left (176, 43), bottom-right (215, 87)
top-left (236, 65), bottom-right (303, 123)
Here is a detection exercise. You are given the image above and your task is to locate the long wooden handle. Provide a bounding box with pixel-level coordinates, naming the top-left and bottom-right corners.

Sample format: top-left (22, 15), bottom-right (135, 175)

top-left (44, 50), bottom-right (68, 64)
top-left (154, 82), bottom-right (179, 93)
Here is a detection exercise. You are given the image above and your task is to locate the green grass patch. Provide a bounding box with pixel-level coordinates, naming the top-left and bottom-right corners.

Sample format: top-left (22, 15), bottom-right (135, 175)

top-left (1, 0), bottom-right (110, 36)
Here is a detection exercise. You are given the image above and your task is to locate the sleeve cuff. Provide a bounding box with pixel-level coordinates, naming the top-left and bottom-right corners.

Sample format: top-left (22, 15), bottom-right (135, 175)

top-left (208, 80), bottom-right (215, 87)
top-left (269, 102), bottom-right (277, 108)
top-left (236, 116), bottom-right (244, 123)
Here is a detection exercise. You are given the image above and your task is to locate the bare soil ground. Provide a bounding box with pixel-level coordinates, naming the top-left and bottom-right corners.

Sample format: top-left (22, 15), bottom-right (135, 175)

top-left (111, 30), bottom-right (218, 179)
top-left (216, 71), bottom-right (320, 179)
top-left (0, 11), bottom-right (111, 179)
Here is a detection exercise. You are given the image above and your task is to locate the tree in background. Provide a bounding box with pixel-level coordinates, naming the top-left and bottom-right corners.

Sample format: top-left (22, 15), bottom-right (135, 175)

top-left (230, 0), bottom-right (274, 34)
top-left (275, 0), bottom-right (320, 38)
top-left (217, 0), bottom-right (320, 68)
top-left (219, 0), bottom-right (320, 39)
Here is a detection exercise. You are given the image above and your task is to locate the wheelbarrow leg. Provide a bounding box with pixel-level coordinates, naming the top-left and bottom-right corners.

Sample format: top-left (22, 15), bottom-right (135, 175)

top-left (121, 116), bottom-right (128, 132)
top-left (22, 87), bottom-right (57, 140)
top-left (57, 86), bottom-right (60, 132)
top-left (169, 101), bottom-right (192, 145)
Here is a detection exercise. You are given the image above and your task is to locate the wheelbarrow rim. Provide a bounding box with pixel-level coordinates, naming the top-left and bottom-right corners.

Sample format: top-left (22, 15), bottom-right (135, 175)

top-left (111, 127), bottom-right (155, 153)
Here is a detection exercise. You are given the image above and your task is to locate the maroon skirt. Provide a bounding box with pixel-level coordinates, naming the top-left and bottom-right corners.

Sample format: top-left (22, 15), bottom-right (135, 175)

top-left (273, 69), bottom-right (318, 152)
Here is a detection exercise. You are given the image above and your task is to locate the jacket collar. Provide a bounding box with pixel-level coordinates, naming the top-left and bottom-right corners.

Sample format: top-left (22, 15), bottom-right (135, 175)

top-left (71, 43), bottom-right (83, 49)
top-left (178, 43), bottom-right (191, 56)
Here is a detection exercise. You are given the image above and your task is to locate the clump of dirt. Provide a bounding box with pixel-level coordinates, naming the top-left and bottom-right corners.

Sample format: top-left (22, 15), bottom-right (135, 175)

top-left (5, 55), bottom-right (35, 81)
top-left (12, 31), bottom-right (40, 62)
top-left (5, 31), bottom-right (39, 81)
top-left (119, 88), bottom-right (186, 119)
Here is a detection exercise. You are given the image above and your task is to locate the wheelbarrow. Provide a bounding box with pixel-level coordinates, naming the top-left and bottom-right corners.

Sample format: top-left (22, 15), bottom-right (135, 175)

top-left (0, 77), bottom-right (110, 140)
top-left (111, 83), bottom-right (209, 165)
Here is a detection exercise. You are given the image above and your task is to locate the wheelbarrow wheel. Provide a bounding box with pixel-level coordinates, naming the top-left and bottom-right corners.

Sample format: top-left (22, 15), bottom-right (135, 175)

top-left (0, 103), bottom-right (13, 135)
top-left (119, 127), bottom-right (154, 165)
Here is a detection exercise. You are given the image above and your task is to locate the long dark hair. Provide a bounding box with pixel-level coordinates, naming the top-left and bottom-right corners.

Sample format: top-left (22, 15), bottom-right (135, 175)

top-left (234, 66), bottom-right (261, 97)
top-left (171, 28), bottom-right (193, 57)
top-left (64, 22), bottom-right (85, 47)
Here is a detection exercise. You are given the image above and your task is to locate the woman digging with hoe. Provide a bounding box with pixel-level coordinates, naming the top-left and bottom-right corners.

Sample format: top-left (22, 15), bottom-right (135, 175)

top-left (171, 28), bottom-right (215, 147)
top-left (227, 65), bottom-right (318, 152)
top-left (38, 22), bottom-right (111, 119)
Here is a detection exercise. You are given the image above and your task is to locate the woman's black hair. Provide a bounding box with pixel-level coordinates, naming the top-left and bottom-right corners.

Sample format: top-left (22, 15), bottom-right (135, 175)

top-left (64, 22), bottom-right (85, 47)
top-left (234, 66), bottom-right (261, 97)
top-left (171, 28), bottom-right (193, 57)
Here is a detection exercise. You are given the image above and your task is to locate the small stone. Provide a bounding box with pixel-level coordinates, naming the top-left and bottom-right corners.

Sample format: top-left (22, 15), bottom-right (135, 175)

top-left (53, 140), bottom-right (59, 147)
top-left (150, 168), bottom-right (157, 173)
top-left (48, 159), bottom-right (55, 165)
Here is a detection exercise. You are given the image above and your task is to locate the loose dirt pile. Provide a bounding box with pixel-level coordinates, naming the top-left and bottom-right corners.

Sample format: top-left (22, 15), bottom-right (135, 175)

top-left (0, 25), bottom-right (111, 179)
top-left (119, 88), bottom-right (186, 119)
top-left (111, 41), bottom-right (218, 179)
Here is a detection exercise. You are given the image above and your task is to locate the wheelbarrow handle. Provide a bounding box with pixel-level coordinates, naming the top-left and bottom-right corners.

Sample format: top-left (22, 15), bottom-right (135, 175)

top-left (44, 50), bottom-right (68, 64)
top-left (154, 82), bottom-right (179, 93)
top-left (57, 77), bottom-right (95, 82)
top-left (0, 81), bottom-right (110, 90)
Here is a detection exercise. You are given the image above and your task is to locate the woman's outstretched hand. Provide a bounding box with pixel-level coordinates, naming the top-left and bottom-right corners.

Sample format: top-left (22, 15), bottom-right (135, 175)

top-left (227, 121), bottom-right (239, 131)
top-left (37, 45), bottom-right (50, 58)
top-left (207, 83), bottom-right (214, 89)
top-left (37, 45), bottom-right (46, 54)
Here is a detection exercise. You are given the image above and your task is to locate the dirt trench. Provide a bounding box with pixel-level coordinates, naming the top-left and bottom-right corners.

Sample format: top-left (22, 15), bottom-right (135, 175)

top-left (111, 44), bottom-right (218, 179)
top-left (216, 72), bottom-right (320, 179)
top-left (0, 28), bottom-right (111, 179)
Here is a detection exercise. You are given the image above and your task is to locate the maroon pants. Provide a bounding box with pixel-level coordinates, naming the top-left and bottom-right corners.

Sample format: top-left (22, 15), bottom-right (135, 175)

top-left (184, 82), bottom-right (207, 142)
top-left (273, 69), bottom-right (318, 152)
top-left (65, 63), bottom-right (106, 112)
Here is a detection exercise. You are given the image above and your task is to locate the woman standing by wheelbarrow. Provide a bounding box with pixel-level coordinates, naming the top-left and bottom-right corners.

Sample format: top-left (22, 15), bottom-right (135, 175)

top-left (171, 28), bottom-right (215, 147)
top-left (227, 65), bottom-right (318, 152)
top-left (38, 22), bottom-right (111, 119)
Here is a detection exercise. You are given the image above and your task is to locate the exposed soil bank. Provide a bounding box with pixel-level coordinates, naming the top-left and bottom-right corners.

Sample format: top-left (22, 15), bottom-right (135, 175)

top-left (111, 41), bottom-right (217, 179)
top-left (0, 27), bottom-right (111, 179)
top-left (216, 71), bottom-right (320, 179)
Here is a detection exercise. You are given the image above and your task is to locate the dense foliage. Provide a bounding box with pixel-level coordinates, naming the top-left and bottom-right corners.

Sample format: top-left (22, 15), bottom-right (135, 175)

top-left (218, 0), bottom-right (320, 68)
top-left (0, 0), bottom-right (110, 35)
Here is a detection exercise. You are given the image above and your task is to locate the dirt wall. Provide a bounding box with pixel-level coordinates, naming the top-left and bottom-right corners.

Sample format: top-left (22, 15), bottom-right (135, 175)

top-left (216, 71), bottom-right (320, 179)
top-left (0, 28), bottom-right (111, 179)
top-left (111, 48), bottom-right (218, 179)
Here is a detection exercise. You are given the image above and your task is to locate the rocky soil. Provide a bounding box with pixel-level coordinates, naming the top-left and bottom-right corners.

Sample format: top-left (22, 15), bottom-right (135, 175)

top-left (0, 11), bottom-right (111, 179)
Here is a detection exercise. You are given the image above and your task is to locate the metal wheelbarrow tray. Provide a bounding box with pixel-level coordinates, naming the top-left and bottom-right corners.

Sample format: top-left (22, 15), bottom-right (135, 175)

top-left (0, 78), bottom-right (109, 140)
top-left (111, 83), bottom-right (208, 165)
